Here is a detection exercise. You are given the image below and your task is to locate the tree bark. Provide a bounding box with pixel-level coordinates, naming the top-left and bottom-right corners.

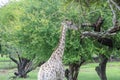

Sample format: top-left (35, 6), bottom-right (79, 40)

top-left (65, 60), bottom-right (85, 80)
top-left (9, 54), bottom-right (34, 78)
top-left (95, 54), bottom-right (108, 80)
top-left (15, 58), bottom-right (30, 78)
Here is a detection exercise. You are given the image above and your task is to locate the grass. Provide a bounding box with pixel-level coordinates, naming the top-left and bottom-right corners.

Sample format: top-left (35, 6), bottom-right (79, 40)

top-left (79, 62), bottom-right (120, 80)
top-left (0, 56), bottom-right (120, 80)
top-left (0, 56), bottom-right (16, 69)
top-left (0, 55), bottom-right (10, 61)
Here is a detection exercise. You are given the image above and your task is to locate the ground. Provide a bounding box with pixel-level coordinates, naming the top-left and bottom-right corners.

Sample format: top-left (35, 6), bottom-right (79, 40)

top-left (0, 57), bottom-right (120, 80)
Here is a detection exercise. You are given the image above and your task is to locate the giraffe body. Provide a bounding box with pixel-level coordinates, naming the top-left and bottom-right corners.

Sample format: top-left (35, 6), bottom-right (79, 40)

top-left (38, 43), bottom-right (65, 80)
top-left (38, 57), bottom-right (64, 80)
top-left (38, 20), bottom-right (78, 80)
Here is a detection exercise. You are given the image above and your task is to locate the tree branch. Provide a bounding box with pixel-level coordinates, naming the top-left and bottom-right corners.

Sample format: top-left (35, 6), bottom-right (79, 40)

top-left (110, 0), bottom-right (120, 11)
top-left (16, 52), bottom-right (22, 64)
top-left (81, 31), bottom-right (115, 39)
top-left (9, 55), bottom-right (18, 65)
top-left (108, 0), bottom-right (117, 27)
top-left (107, 26), bottom-right (120, 33)
top-left (81, 23), bottom-right (92, 27)
top-left (25, 61), bottom-right (34, 73)
top-left (81, 0), bottom-right (119, 38)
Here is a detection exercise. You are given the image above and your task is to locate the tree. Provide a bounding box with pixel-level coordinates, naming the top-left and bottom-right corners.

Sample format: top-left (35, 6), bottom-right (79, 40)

top-left (0, 0), bottom-right (80, 78)
top-left (0, 0), bottom-right (120, 80)
top-left (80, 0), bottom-right (120, 80)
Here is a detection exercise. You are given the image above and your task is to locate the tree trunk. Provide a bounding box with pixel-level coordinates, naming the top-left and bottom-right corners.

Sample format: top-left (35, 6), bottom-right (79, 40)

top-left (65, 60), bottom-right (85, 80)
top-left (95, 54), bottom-right (108, 80)
top-left (14, 58), bottom-right (31, 78)
top-left (9, 54), bottom-right (34, 78)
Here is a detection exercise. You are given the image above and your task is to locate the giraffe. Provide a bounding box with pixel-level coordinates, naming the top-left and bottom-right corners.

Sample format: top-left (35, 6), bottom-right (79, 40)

top-left (38, 20), bottom-right (78, 80)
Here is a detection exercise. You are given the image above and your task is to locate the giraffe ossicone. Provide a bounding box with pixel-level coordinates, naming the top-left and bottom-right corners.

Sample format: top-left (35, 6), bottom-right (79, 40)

top-left (38, 20), bottom-right (78, 80)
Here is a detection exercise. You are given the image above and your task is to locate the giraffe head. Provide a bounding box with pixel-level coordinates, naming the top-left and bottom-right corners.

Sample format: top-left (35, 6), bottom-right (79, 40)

top-left (61, 20), bottom-right (78, 30)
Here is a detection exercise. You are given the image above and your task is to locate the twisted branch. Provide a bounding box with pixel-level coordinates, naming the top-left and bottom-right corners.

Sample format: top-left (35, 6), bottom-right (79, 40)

top-left (81, 1), bottom-right (120, 39)
top-left (110, 0), bottom-right (120, 11)
top-left (81, 31), bottom-right (115, 39)
top-left (108, 0), bottom-right (117, 27)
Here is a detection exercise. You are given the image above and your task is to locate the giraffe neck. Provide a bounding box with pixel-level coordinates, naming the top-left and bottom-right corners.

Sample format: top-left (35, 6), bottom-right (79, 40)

top-left (58, 25), bottom-right (67, 50)
top-left (50, 25), bottom-right (67, 60)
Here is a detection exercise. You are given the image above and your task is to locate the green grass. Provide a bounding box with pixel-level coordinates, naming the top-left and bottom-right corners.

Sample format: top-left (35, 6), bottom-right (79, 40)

top-left (78, 62), bottom-right (120, 80)
top-left (0, 57), bottom-right (120, 80)
top-left (0, 56), bottom-right (16, 69)
top-left (0, 55), bottom-right (10, 61)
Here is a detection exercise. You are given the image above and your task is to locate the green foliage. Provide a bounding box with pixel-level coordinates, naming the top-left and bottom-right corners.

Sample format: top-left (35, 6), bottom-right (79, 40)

top-left (15, 0), bottom-right (63, 61)
top-left (0, 0), bottom-right (81, 63)
top-left (0, 0), bottom-right (120, 65)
